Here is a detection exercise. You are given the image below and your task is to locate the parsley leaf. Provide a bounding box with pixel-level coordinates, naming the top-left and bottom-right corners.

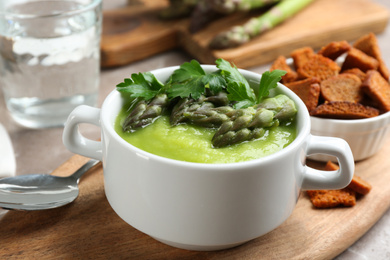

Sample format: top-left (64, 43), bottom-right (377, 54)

top-left (167, 77), bottom-right (205, 99)
top-left (171, 59), bottom-right (205, 82)
top-left (216, 58), bottom-right (256, 107)
top-left (255, 70), bottom-right (287, 103)
top-left (167, 60), bottom-right (226, 100)
top-left (226, 82), bottom-right (256, 109)
top-left (202, 72), bottom-right (226, 94)
top-left (116, 59), bottom-right (286, 110)
top-left (116, 72), bottom-right (164, 100)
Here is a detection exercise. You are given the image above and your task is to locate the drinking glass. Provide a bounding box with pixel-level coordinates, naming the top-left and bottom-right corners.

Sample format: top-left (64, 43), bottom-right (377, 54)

top-left (0, 0), bottom-right (102, 128)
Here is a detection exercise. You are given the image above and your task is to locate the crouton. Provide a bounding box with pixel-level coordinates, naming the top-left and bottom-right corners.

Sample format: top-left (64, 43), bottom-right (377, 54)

top-left (310, 101), bottom-right (379, 119)
top-left (342, 68), bottom-right (366, 82)
top-left (320, 74), bottom-right (363, 103)
top-left (349, 176), bottom-right (372, 195)
top-left (361, 70), bottom-right (390, 111)
top-left (318, 40), bottom-right (351, 60)
top-left (353, 33), bottom-right (389, 80)
top-left (290, 47), bottom-right (315, 69)
top-left (341, 47), bottom-right (379, 72)
top-left (324, 161), bottom-right (372, 195)
top-left (307, 189), bottom-right (356, 208)
top-left (270, 55), bottom-right (298, 83)
top-left (297, 54), bottom-right (341, 81)
top-left (324, 160), bottom-right (339, 171)
top-left (284, 78), bottom-right (320, 112)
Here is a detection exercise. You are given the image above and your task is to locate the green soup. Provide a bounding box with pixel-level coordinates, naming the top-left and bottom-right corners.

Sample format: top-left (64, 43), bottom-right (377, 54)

top-left (115, 109), bottom-right (296, 164)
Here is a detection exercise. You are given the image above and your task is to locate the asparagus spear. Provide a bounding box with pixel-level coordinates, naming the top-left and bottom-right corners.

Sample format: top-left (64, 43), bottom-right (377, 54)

top-left (256, 94), bottom-right (297, 121)
top-left (183, 106), bottom-right (234, 128)
top-left (209, 0), bottom-right (314, 49)
top-left (212, 106), bottom-right (276, 147)
top-left (212, 95), bottom-right (296, 147)
top-left (122, 93), bottom-right (169, 131)
top-left (170, 92), bottom-right (229, 126)
top-left (210, 0), bottom-right (280, 14)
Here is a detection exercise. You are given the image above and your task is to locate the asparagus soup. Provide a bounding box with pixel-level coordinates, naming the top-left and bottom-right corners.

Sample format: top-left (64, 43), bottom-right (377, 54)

top-left (115, 112), bottom-right (296, 164)
top-left (114, 59), bottom-right (298, 164)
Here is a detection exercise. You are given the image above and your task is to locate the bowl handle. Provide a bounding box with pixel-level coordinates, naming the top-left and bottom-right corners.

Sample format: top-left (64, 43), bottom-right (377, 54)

top-left (301, 135), bottom-right (354, 190)
top-left (62, 105), bottom-right (102, 161)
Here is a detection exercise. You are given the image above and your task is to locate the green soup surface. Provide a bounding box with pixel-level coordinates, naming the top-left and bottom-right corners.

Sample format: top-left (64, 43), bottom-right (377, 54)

top-left (115, 109), bottom-right (296, 164)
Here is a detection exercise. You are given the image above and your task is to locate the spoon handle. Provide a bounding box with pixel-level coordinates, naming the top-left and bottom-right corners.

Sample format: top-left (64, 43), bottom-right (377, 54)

top-left (71, 159), bottom-right (100, 181)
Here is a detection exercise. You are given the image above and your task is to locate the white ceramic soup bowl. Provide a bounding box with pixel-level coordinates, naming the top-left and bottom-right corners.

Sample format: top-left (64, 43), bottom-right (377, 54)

top-left (310, 113), bottom-right (390, 162)
top-left (62, 65), bottom-right (354, 251)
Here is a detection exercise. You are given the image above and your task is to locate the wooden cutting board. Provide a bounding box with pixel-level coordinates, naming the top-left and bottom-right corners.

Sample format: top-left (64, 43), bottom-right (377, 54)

top-left (101, 0), bottom-right (389, 68)
top-left (2, 136), bottom-right (390, 259)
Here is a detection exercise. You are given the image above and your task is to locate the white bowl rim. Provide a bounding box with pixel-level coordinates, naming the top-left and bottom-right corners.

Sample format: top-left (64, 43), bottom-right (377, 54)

top-left (310, 110), bottom-right (390, 126)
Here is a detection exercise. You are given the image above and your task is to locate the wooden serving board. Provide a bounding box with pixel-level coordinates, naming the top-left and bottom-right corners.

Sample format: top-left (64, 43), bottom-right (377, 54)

top-left (101, 0), bottom-right (389, 68)
top-left (2, 136), bottom-right (390, 259)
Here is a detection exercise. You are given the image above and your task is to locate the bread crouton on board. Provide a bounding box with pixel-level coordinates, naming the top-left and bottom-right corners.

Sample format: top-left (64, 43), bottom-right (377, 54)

top-left (325, 161), bottom-right (372, 195)
top-left (306, 161), bottom-right (371, 208)
top-left (306, 189), bottom-right (356, 208)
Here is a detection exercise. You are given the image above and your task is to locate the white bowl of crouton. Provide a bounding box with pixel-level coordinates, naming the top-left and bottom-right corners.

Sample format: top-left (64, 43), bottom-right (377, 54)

top-left (270, 33), bottom-right (390, 161)
top-left (310, 111), bottom-right (390, 161)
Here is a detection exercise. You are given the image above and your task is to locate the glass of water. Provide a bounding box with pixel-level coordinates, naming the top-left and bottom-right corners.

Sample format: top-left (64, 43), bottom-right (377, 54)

top-left (0, 0), bottom-right (102, 128)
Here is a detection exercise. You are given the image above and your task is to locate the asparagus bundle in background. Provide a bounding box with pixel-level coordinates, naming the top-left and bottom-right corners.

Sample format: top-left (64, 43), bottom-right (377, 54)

top-left (190, 0), bottom-right (282, 32)
top-left (160, 0), bottom-right (282, 33)
top-left (209, 0), bottom-right (314, 49)
top-left (159, 0), bottom-right (199, 19)
top-left (116, 59), bottom-right (296, 148)
top-left (210, 0), bottom-right (280, 14)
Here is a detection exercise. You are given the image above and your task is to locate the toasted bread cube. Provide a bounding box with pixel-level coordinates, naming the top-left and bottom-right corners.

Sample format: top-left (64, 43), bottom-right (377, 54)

top-left (361, 70), bottom-right (390, 111)
top-left (307, 189), bottom-right (356, 208)
top-left (342, 68), bottom-right (366, 82)
top-left (310, 101), bottom-right (379, 119)
top-left (284, 78), bottom-right (320, 112)
top-left (290, 47), bottom-right (315, 69)
top-left (270, 55), bottom-right (298, 83)
top-left (320, 74), bottom-right (363, 103)
top-left (341, 47), bottom-right (379, 72)
top-left (318, 40), bottom-right (351, 60)
top-left (349, 176), bottom-right (372, 195)
top-left (297, 54), bottom-right (341, 81)
top-left (324, 160), bottom-right (339, 171)
top-left (353, 33), bottom-right (389, 80)
top-left (324, 161), bottom-right (372, 195)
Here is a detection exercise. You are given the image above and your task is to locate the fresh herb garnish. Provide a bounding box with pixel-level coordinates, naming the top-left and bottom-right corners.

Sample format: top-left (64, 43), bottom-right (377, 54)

top-left (116, 58), bottom-right (286, 106)
top-left (255, 70), bottom-right (287, 103)
top-left (216, 59), bottom-right (256, 109)
top-left (167, 60), bottom-right (226, 100)
top-left (116, 72), bottom-right (164, 100)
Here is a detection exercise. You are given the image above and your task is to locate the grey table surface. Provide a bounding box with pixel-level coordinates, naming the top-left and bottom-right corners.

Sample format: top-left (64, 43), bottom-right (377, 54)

top-left (1, 0), bottom-right (390, 259)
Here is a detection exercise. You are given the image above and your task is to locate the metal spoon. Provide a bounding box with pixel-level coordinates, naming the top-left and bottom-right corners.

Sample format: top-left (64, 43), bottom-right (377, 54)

top-left (0, 159), bottom-right (99, 211)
